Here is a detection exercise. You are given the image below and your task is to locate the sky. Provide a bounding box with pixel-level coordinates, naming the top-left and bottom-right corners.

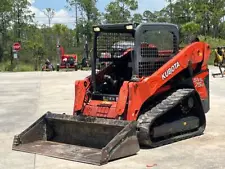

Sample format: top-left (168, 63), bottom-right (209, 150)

top-left (29, 0), bottom-right (167, 28)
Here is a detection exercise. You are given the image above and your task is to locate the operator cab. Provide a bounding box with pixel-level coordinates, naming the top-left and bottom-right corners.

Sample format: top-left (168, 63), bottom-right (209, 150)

top-left (91, 23), bottom-right (179, 99)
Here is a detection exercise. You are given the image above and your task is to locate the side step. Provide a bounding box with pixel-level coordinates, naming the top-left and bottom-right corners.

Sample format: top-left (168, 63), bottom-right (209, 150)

top-left (12, 112), bottom-right (140, 165)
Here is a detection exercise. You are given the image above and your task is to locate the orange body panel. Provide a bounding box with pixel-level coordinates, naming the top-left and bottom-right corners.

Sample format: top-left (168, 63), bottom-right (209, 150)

top-left (116, 82), bottom-right (129, 115)
top-left (192, 71), bottom-right (209, 99)
top-left (74, 80), bottom-right (86, 111)
top-left (83, 100), bottom-right (118, 118)
top-left (74, 78), bottom-right (90, 114)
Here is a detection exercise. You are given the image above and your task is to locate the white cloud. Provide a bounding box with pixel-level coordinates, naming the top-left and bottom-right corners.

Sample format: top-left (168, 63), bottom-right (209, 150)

top-left (28, 1), bottom-right (75, 28)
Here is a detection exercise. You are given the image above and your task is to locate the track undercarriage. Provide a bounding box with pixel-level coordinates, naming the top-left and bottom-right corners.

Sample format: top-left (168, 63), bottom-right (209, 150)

top-left (137, 88), bottom-right (206, 147)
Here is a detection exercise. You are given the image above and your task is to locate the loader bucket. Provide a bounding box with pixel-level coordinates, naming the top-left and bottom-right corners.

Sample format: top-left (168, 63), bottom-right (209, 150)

top-left (12, 112), bottom-right (140, 165)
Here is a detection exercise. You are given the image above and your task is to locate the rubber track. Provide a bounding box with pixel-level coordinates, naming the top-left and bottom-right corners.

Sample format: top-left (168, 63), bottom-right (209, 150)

top-left (137, 88), bottom-right (205, 148)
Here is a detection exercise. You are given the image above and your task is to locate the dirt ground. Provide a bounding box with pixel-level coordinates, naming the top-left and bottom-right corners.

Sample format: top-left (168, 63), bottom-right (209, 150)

top-left (0, 66), bottom-right (225, 169)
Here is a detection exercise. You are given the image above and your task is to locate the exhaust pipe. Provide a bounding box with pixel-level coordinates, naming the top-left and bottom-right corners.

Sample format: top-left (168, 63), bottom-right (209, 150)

top-left (12, 112), bottom-right (140, 165)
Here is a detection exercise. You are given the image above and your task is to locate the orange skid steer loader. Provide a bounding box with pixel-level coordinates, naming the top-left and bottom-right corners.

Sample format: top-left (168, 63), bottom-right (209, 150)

top-left (12, 23), bottom-right (211, 165)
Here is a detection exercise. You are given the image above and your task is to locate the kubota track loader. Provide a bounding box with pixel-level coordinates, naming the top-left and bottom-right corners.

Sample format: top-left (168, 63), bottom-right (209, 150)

top-left (12, 23), bottom-right (211, 165)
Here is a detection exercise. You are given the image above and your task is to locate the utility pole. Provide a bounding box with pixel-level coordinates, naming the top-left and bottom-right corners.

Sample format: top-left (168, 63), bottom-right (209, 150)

top-left (75, 3), bottom-right (79, 47)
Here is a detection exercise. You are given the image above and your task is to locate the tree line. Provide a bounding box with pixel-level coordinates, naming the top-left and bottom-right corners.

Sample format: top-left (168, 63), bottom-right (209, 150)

top-left (0, 0), bottom-right (225, 70)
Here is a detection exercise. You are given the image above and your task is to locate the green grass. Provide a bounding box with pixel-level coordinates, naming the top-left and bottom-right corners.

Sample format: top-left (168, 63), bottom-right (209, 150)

top-left (0, 61), bottom-right (34, 72)
top-left (199, 35), bottom-right (225, 48)
top-left (199, 35), bottom-right (225, 65)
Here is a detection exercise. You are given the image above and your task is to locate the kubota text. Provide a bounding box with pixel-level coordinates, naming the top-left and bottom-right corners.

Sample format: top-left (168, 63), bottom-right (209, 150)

top-left (162, 61), bottom-right (180, 80)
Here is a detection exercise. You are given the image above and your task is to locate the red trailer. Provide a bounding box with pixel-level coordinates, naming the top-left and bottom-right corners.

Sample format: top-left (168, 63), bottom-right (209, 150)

top-left (56, 46), bottom-right (78, 71)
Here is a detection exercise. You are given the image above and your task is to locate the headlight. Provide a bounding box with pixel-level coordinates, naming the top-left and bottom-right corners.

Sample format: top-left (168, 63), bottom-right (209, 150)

top-left (94, 27), bottom-right (100, 32)
top-left (126, 25), bottom-right (133, 30)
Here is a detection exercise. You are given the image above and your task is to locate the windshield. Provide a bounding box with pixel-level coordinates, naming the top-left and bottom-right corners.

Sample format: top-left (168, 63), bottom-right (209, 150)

top-left (96, 32), bottom-right (134, 59)
top-left (95, 32), bottom-right (134, 71)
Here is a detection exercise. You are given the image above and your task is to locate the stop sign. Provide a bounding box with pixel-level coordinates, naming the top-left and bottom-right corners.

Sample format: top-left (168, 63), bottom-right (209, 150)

top-left (13, 42), bottom-right (21, 51)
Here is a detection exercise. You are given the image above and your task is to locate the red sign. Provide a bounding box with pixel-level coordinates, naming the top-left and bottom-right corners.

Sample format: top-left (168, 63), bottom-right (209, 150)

top-left (13, 42), bottom-right (21, 51)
